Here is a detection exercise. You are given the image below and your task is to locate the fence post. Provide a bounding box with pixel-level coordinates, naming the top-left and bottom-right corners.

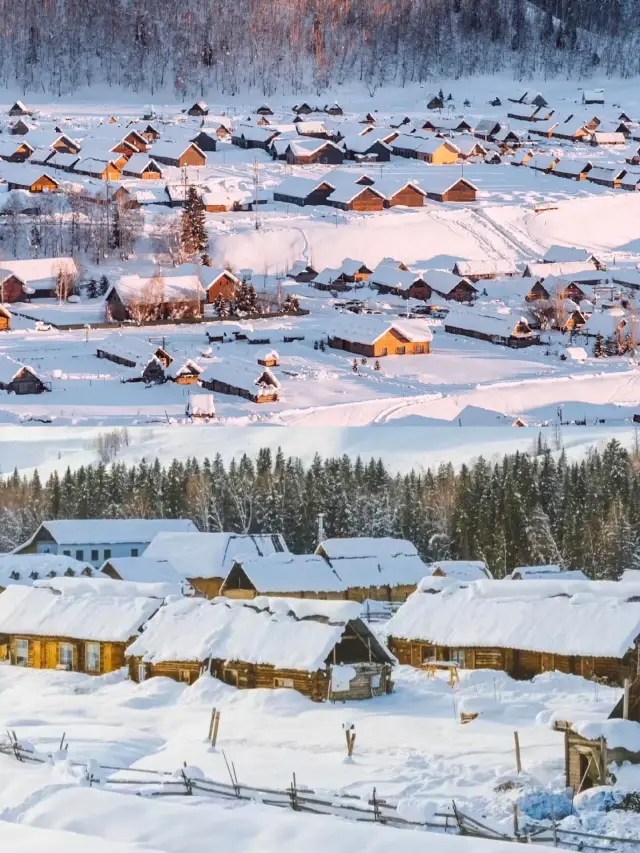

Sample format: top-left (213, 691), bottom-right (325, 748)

top-left (208, 708), bottom-right (221, 747)
top-left (514, 731), bottom-right (522, 774)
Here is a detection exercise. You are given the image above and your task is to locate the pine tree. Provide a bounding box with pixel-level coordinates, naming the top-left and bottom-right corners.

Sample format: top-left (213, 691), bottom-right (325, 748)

top-left (86, 278), bottom-right (98, 299)
top-left (213, 293), bottom-right (229, 318)
top-left (181, 186), bottom-right (208, 256)
top-left (110, 206), bottom-right (122, 250)
top-left (98, 275), bottom-right (110, 296)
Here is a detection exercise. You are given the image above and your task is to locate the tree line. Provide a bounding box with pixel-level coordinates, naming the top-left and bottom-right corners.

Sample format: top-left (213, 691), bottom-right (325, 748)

top-left (0, 0), bottom-right (637, 99)
top-left (1, 437), bottom-right (639, 579)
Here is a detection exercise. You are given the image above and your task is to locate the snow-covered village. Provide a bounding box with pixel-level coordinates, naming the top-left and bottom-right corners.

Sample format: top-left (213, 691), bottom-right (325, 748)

top-left (6, 0), bottom-right (640, 845)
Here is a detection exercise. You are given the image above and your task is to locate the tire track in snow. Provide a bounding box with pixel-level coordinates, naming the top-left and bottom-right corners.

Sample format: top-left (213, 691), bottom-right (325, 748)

top-left (469, 209), bottom-right (543, 260)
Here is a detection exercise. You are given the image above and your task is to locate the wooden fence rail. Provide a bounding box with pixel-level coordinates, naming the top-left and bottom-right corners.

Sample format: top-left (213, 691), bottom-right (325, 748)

top-left (2, 735), bottom-right (640, 850)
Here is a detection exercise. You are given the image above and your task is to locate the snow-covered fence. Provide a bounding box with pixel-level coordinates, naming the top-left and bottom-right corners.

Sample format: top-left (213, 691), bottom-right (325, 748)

top-left (3, 732), bottom-right (640, 850)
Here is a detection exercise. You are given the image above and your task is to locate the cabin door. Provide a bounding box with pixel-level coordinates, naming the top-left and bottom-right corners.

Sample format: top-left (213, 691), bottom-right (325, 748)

top-left (45, 642), bottom-right (58, 670)
top-left (137, 663), bottom-right (147, 682)
top-left (31, 641), bottom-right (43, 669)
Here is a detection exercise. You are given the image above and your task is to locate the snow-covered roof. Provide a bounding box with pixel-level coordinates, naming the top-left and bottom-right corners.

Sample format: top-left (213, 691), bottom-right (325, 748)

top-left (621, 570), bottom-right (640, 583)
top-left (590, 132), bottom-right (626, 145)
top-left (423, 269), bottom-right (473, 294)
top-left (572, 719), bottom-right (640, 752)
top-left (0, 554), bottom-right (96, 588)
top-left (100, 556), bottom-right (186, 584)
top-left (16, 519), bottom-right (198, 550)
top-left (370, 262), bottom-right (424, 291)
top-left (588, 166), bottom-right (626, 182)
top-left (0, 257), bottom-right (76, 287)
top-left (286, 139), bottom-right (341, 157)
top-left (542, 246), bottom-right (596, 264)
top-left (125, 595), bottom-right (366, 670)
top-left (386, 578), bottom-right (640, 658)
top-left (142, 532), bottom-right (289, 579)
top-left (420, 173), bottom-right (477, 194)
top-left (316, 537), bottom-right (428, 588)
top-left (523, 261), bottom-right (598, 279)
top-left (112, 272), bottom-right (204, 304)
top-left (0, 162), bottom-right (59, 188)
top-left (274, 175), bottom-right (330, 199)
top-left (331, 315), bottom-right (433, 346)
top-left (582, 307), bottom-right (627, 337)
top-left (551, 160), bottom-right (591, 176)
top-left (96, 332), bottom-right (167, 365)
top-left (428, 560), bottom-right (491, 581)
top-left (151, 140), bottom-right (204, 159)
top-left (453, 259), bottom-right (518, 277)
top-left (186, 393), bottom-right (215, 416)
top-left (231, 552), bottom-right (345, 593)
top-left (445, 305), bottom-right (535, 338)
top-left (511, 564), bottom-right (588, 580)
top-left (199, 359), bottom-right (280, 395)
top-left (0, 581), bottom-right (163, 642)
top-left (341, 132), bottom-right (390, 154)
top-left (233, 124), bottom-right (279, 143)
top-left (122, 154), bottom-right (161, 175)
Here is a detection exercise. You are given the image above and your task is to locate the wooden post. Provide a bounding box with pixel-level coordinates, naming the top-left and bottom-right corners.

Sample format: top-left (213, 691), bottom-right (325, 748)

top-left (514, 731), bottom-right (522, 774)
top-left (513, 802), bottom-right (519, 838)
top-left (564, 730), bottom-right (570, 788)
top-left (623, 678), bottom-right (630, 720)
top-left (343, 723), bottom-right (356, 757)
top-left (208, 708), bottom-right (221, 746)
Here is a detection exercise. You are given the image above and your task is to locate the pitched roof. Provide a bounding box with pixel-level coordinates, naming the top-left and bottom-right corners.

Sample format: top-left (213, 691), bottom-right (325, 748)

top-left (125, 595), bottom-right (374, 670)
top-left (16, 519), bottom-right (198, 549)
top-left (230, 552), bottom-right (345, 593)
top-left (386, 577), bottom-right (640, 658)
top-left (0, 580), bottom-right (164, 642)
top-left (331, 315), bottom-right (434, 346)
top-left (316, 537), bottom-right (428, 587)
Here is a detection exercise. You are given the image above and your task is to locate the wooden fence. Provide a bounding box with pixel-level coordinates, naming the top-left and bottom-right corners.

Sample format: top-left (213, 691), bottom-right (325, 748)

top-left (2, 732), bottom-right (640, 850)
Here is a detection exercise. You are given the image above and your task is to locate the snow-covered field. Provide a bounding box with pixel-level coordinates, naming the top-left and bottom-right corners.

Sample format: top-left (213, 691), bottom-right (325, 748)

top-left (0, 663), bottom-right (638, 851)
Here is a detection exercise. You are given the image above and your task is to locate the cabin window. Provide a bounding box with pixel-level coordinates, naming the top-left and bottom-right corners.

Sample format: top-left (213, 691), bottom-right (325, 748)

top-left (130, 548), bottom-right (139, 557)
top-left (380, 347), bottom-right (388, 356)
top-left (451, 650), bottom-right (466, 668)
top-left (274, 677), bottom-right (294, 689)
top-left (104, 549), bottom-right (112, 560)
top-left (63, 550), bottom-right (71, 557)
top-left (86, 642), bottom-right (100, 672)
top-left (415, 345), bottom-right (424, 354)
top-left (59, 643), bottom-right (74, 669)
top-left (15, 639), bottom-right (29, 666)
top-left (395, 346), bottom-right (406, 355)
top-left (223, 668), bottom-right (239, 686)
top-left (75, 550), bottom-right (84, 561)
top-left (421, 645), bottom-right (435, 662)
top-left (91, 550), bottom-right (99, 562)
top-left (179, 669), bottom-right (191, 683)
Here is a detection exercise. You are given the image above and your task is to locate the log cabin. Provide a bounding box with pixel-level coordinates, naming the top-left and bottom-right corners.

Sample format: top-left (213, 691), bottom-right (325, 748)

top-left (198, 361), bottom-right (280, 403)
top-left (328, 317), bottom-right (433, 358)
top-left (96, 333), bottom-right (173, 371)
top-left (126, 596), bottom-right (394, 701)
top-left (187, 101), bottom-right (209, 116)
top-left (273, 177), bottom-right (335, 207)
top-left (314, 537), bottom-right (429, 603)
top-left (257, 349), bottom-right (279, 367)
top-left (423, 270), bottom-right (477, 302)
top-left (142, 531), bottom-right (289, 599)
top-left (293, 102), bottom-right (314, 115)
top-left (387, 577), bottom-right (640, 686)
top-left (369, 263), bottom-right (431, 300)
top-left (552, 160), bottom-right (593, 181)
top-left (0, 257), bottom-right (78, 301)
top-left (231, 125), bottom-right (280, 151)
top-left (0, 138), bottom-right (35, 162)
top-left (421, 175), bottom-right (477, 203)
top-left (0, 578), bottom-right (166, 675)
top-left (151, 141), bottom-right (206, 168)
top-left (426, 93), bottom-right (444, 110)
top-left (8, 100), bottom-right (32, 117)
top-left (287, 261), bottom-right (318, 282)
top-left (256, 104), bottom-right (274, 116)
top-left (202, 268), bottom-right (239, 302)
top-left (219, 553), bottom-right (346, 600)
top-left (0, 356), bottom-right (49, 394)
top-left (171, 359), bottom-right (203, 384)
top-left (190, 130), bottom-right (218, 152)
top-left (428, 560), bottom-right (491, 580)
top-left (444, 306), bottom-right (540, 347)
top-left (587, 167), bottom-right (627, 189)
top-left (105, 268), bottom-right (205, 322)
top-left (377, 180), bottom-right (426, 208)
top-left (326, 184), bottom-right (385, 212)
top-left (185, 392), bottom-right (216, 420)
top-left (72, 157), bottom-right (122, 181)
top-left (121, 155), bottom-right (163, 180)
top-left (284, 140), bottom-right (344, 166)
top-left (0, 163), bottom-right (60, 192)
top-left (341, 134), bottom-right (391, 162)
top-left (452, 260), bottom-right (519, 281)
top-left (0, 305), bottom-right (11, 331)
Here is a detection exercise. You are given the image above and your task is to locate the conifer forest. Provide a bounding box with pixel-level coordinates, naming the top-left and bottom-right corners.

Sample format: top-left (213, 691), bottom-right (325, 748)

top-left (1, 438), bottom-right (638, 579)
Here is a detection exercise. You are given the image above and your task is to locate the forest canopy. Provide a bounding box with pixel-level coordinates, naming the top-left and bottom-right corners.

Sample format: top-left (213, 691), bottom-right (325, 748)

top-left (1, 437), bottom-right (638, 579)
top-left (1, 0), bottom-right (636, 97)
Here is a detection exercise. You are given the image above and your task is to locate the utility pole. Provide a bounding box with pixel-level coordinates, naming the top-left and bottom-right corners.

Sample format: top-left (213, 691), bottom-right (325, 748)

top-left (253, 159), bottom-right (261, 231)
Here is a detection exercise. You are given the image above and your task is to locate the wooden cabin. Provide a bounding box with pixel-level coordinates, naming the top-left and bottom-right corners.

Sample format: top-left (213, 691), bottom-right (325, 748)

top-left (2, 168), bottom-right (59, 193)
top-left (219, 553), bottom-right (346, 600)
top-left (126, 596), bottom-right (394, 701)
top-left (285, 140), bottom-right (344, 166)
top-left (387, 578), bottom-right (640, 686)
top-left (426, 94), bottom-right (444, 110)
top-left (202, 268), bottom-right (239, 302)
top-left (384, 182), bottom-right (425, 208)
top-left (185, 393), bottom-right (215, 420)
top-left (151, 142), bottom-right (206, 168)
top-left (327, 185), bottom-right (385, 212)
top-left (313, 537), bottom-right (428, 603)
top-left (0, 305), bottom-right (11, 331)
top-left (328, 318), bottom-right (433, 358)
top-left (8, 101), bottom-right (32, 117)
top-left (122, 156), bottom-right (163, 180)
top-left (256, 104), bottom-right (274, 116)
top-left (257, 349), bottom-right (279, 367)
top-left (96, 334), bottom-right (173, 370)
top-left (0, 554), bottom-right (98, 593)
top-left (190, 130), bottom-right (217, 153)
top-left (0, 357), bottom-right (48, 394)
top-left (73, 158), bottom-right (122, 181)
top-left (198, 363), bottom-right (280, 403)
top-left (0, 580), bottom-right (163, 675)
top-left (172, 359), bottom-right (203, 384)
top-left (422, 177), bottom-right (477, 203)
top-left (188, 101), bottom-right (209, 117)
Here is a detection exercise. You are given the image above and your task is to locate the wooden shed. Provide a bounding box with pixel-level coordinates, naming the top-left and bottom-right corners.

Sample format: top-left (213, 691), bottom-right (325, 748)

top-left (422, 176), bottom-right (477, 203)
top-left (187, 101), bottom-right (209, 116)
top-left (327, 184), bottom-right (385, 212)
top-left (0, 579), bottom-right (164, 675)
top-left (151, 142), bottom-right (206, 168)
top-left (0, 356), bottom-right (49, 394)
top-left (219, 553), bottom-right (347, 600)
top-left (387, 577), bottom-right (640, 686)
top-left (8, 101), bottom-right (32, 117)
top-left (126, 596), bottom-right (394, 701)
top-left (198, 362), bottom-right (280, 403)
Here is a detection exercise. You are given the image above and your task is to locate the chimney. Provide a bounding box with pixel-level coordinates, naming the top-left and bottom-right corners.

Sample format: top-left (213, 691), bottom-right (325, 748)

top-left (317, 512), bottom-right (325, 546)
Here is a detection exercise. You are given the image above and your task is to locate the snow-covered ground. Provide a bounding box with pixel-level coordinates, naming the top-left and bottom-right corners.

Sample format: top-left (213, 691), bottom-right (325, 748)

top-left (0, 664), bottom-right (638, 850)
